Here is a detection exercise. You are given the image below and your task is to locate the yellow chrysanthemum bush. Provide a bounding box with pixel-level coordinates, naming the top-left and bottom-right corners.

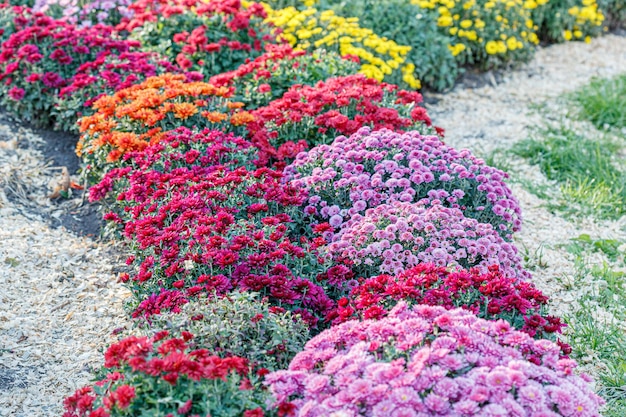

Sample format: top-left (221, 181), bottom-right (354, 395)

top-left (263, 0), bottom-right (616, 91)
top-left (264, 0), bottom-right (538, 87)
top-left (413, 0), bottom-right (540, 68)
top-left (321, 0), bottom-right (461, 91)
top-left (531, 0), bottom-right (606, 43)
top-left (260, 2), bottom-right (424, 89)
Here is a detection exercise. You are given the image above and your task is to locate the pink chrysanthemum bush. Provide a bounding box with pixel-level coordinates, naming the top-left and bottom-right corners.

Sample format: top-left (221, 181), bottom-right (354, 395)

top-left (323, 201), bottom-right (529, 280)
top-left (285, 127), bottom-right (521, 240)
top-left (63, 331), bottom-right (276, 417)
top-left (326, 263), bottom-right (567, 349)
top-left (267, 303), bottom-right (604, 417)
top-left (33, 0), bottom-right (134, 27)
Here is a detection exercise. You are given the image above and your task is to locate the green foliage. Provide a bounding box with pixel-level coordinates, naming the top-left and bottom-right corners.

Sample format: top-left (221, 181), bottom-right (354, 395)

top-left (571, 74), bottom-right (626, 131)
top-left (4, 0), bottom-right (34, 6)
top-left (597, 0), bottom-right (626, 29)
top-left (568, 234), bottom-right (625, 263)
top-left (0, 5), bottom-right (19, 44)
top-left (512, 124), bottom-right (626, 218)
top-left (531, 0), bottom-right (605, 43)
top-left (137, 292), bottom-right (310, 372)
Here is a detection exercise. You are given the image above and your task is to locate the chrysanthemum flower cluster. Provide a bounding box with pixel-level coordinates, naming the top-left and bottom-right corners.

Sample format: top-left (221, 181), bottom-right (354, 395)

top-left (325, 200), bottom-right (528, 279)
top-left (208, 43), bottom-right (360, 109)
top-left (33, 0), bottom-right (133, 27)
top-left (327, 263), bottom-right (566, 344)
top-left (285, 127), bottom-right (521, 240)
top-left (117, 0), bottom-right (275, 75)
top-left (62, 331), bottom-right (273, 417)
top-left (247, 76), bottom-right (439, 167)
top-left (267, 303), bottom-right (603, 417)
top-left (53, 51), bottom-right (183, 132)
top-left (0, 6), bottom-right (142, 127)
top-left (76, 74), bottom-right (250, 178)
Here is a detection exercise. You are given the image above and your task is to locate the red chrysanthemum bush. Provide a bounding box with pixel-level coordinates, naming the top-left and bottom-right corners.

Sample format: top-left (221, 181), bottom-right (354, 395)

top-left (0, 7), bottom-right (141, 127)
top-left (76, 74), bottom-right (254, 182)
top-left (326, 263), bottom-right (567, 346)
top-left (246, 74), bottom-right (441, 167)
top-left (63, 331), bottom-right (275, 417)
top-left (116, 0), bottom-right (275, 75)
top-left (209, 43), bottom-right (360, 109)
top-left (267, 303), bottom-right (603, 417)
top-left (90, 127), bottom-right (354, 328)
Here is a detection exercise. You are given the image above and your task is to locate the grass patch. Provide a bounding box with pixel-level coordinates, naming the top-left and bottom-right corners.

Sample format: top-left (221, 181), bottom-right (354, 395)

top-left (518, 241), bottom-right (549, 271)
top-left (512, 125), bottom-right (626, 219)
top-left (568, 305), bottom-right (626, 417)
top-left (563, 246), bottom-right (626, 416)
top-left (571, 74), bottom-right (626, 131)
top-left (568, 234), bottom-right (625, 263)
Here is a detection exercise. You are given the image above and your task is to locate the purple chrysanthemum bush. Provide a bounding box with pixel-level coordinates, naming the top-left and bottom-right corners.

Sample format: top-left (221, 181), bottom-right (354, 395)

top-left (326, 201), bottom-right (530, 280)
top-left (267, 303), bottom-right (604, 417)
top-left (285, 127), bottom-right (522, 241)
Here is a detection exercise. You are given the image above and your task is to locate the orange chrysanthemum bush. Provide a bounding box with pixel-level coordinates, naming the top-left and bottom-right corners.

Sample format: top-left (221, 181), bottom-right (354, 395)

top-left (77, 73), bottom-right (254, 182)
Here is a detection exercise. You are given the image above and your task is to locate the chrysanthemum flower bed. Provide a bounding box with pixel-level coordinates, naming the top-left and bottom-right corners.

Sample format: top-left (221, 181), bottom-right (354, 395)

top-left (263, 0), bottom-right (612, 90)
top-left (0, 0), bottom-right (615, 415)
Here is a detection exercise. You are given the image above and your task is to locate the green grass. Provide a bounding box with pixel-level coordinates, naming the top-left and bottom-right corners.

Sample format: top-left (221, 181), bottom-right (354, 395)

top-left (518, 241), bottom-right (549, 271)
top-left (512, 125), bottom-right (626, 219)
top-left (571, 74), bottom-right (626, 131)
top-left (568, 305), bottom-right (626, 417)
top-left (567, 234), bottom-right (625, 263)
top-left (562, 243), bottom-right (626, 416)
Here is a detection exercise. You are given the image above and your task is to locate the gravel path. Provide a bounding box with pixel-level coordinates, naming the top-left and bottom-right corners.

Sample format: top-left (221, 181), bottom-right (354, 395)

top-left (0, 35), bottom-right (625, 416)
top-left (0, 116), bottom-right (131, 416)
